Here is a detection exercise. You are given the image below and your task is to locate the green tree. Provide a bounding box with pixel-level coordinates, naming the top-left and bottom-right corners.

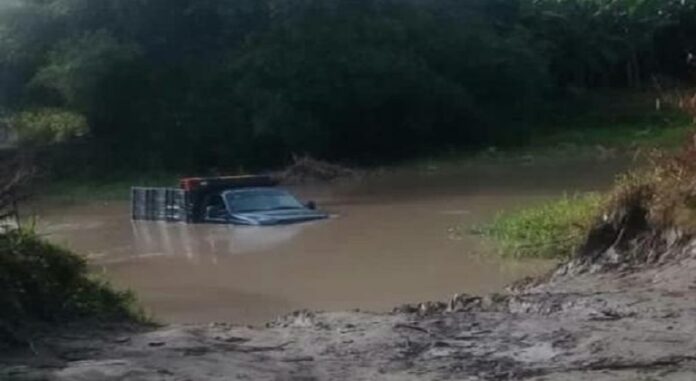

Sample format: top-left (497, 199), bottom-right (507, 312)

top-left (0, 0), bottom-right (695, 172)
top-left (30, 30), bottom-right (140, 112)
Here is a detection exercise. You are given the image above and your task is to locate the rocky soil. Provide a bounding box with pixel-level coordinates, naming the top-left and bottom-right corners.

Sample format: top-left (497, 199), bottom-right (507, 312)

top-left (4, 238), bottom-right (696, 380)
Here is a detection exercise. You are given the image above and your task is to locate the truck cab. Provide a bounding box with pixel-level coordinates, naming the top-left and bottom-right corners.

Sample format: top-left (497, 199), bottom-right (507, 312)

top-left (203, 187), bottom-right (327, 225)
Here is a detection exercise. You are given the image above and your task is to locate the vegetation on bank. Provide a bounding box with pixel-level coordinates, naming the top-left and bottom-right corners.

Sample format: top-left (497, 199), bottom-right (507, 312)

top-left (408, 94), bottom-right (694, 169)
top-left (477, 194), bottom-right (603, 259)
top-left (606, 146), bottom-right (696, 237)
top-left (0, 229), bottom-right (147, 346)
top-left (45, 173), bottom-right (179, 202)
top-left (1, 0), bottom-right (695, 173)
top-left (480, 129), bottom-right (696, 260)
top-left (43, 128), bottom-right (692, 202)
top-left (40, 95), bottom-right (694, 202)
top-left (43, 154), bottom-right (360, 201)
top-left (530, 99), bottom-right (694, 151)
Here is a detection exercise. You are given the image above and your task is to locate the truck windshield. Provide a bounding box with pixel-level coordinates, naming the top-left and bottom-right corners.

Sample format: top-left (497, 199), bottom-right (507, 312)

top-left (224, 189), bottom-right (305, 213)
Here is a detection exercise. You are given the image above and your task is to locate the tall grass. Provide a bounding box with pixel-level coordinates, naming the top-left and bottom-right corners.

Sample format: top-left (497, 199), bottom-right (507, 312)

top-left (478, 194), bottom-right (604, 259)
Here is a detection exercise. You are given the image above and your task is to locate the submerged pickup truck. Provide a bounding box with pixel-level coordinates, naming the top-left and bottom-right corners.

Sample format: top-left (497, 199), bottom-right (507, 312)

top-left (131, 175), bottom-right (328, 226)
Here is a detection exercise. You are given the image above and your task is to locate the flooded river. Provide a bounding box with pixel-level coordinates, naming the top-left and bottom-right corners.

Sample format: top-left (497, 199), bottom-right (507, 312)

top-left (34, 158), bottom-right (631, 324)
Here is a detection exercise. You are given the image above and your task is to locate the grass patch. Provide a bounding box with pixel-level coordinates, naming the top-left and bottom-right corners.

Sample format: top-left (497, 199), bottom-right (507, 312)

top-left (478, 194), bottom-right (604, 259)
top-left (478, 129), bottom-right (696, 261)
top-left (43, 173), bottom-right (179, 202)
top-left (0, 229), bottom-right (149, 345)
top-left (532, 112), bottom-right (693, 151)
top-left (401, 111), bottom-right (692, 172)
top-left (475, 93), bottom-right (696, 260)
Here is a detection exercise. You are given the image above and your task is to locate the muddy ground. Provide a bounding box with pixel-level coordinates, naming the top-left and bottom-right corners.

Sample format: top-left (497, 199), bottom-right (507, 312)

top-left (4, 242), bottom-right (696, 381)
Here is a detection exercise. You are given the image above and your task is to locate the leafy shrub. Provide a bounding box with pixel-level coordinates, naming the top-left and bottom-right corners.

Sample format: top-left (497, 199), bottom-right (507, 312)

top-left (0, 229), bottom-right (142, 328)
top-left (10, 108), bottom-right (88, 145)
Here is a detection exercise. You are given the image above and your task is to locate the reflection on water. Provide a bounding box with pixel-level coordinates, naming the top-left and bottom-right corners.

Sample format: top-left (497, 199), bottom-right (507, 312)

top-left (129, 222), bottom-right (307, 264)
top-left (33, 157), bottom-right (631, 324)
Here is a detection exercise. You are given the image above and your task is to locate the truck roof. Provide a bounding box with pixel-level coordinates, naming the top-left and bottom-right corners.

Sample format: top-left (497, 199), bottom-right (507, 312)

top-left (180, 175), bottom-right (277, 192)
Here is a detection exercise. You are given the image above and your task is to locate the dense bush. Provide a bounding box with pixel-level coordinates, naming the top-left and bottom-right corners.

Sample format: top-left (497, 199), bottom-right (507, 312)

top-left (10, 108), bottom-right (88, 145)
top-left (0, 230), bottom-right (142, 331)
top-left (0, 0), bottom-right (695, 171)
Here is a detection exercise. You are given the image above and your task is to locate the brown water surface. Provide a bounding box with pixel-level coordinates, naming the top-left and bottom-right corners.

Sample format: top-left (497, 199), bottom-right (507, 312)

top-left (33, 158), bottom-right (631, 324)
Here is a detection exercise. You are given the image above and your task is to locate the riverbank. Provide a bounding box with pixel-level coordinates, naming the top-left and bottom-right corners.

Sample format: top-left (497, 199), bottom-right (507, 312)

top-left (4, 227), bottom-right (696, 380)
top-left (8, 138), bottom-right (696, 380)
top-left (42, 100), bottom-right (693, 203)
top-left (6, 95), bottom-right (695, 379)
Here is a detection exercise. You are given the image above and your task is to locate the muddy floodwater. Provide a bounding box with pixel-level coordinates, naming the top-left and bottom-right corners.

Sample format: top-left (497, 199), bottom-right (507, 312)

top-left (33, 158), bottom-right (631, 325)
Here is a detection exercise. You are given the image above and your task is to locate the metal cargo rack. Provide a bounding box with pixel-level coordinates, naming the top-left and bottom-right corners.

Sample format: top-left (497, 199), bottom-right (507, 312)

top-left (131, 187), bottom-right (191, 222)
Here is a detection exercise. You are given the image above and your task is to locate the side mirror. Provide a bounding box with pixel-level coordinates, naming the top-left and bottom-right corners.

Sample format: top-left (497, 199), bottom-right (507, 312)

top-left (306, 201), bottom-right (317, 210)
